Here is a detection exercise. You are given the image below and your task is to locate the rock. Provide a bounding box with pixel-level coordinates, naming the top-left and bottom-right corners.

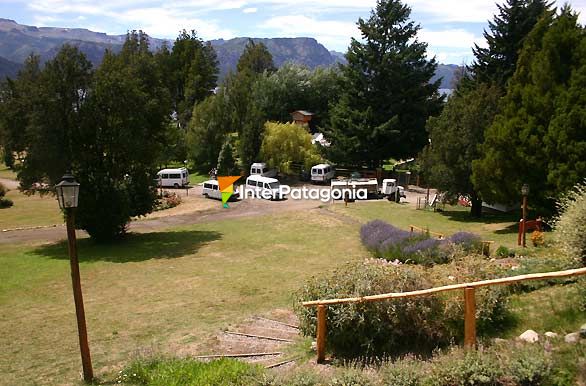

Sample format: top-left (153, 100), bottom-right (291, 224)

top-left (580, 324), bottom-right (586, 339)
top-left (544, 332), bottom-right (558, 338)
top-left (518, 330), bottom-right (539, 343)
top-left (565, 332), bottom-right (580, 343)
top-left (493, 338), bottom-right (508, 344)
top-left (311, 341), bottom-right (317, 352)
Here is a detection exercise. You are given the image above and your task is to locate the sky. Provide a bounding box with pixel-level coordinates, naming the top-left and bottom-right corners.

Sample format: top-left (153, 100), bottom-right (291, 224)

top-left (1, 0), bottom-right (585, 64)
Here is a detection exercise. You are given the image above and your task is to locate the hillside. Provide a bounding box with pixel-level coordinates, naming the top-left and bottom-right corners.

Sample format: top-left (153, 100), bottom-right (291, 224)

top-left (0, 56), bottom-right (21, 79)
top-left (0, 18), bottom-right (460, 88)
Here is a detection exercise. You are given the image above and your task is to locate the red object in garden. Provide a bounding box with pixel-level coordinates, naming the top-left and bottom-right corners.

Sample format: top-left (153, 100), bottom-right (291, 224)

top-left (518, 217), bottom-right (542, 246)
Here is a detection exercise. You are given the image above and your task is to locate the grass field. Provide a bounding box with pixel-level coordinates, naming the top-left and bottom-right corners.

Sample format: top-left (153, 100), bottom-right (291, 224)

top-left (0, 197), bottom-right (580, 384)
top-left (330, 201), bottom-right (521, 248)
top-left (0, 210), bottom-right (363, 385)
top-left (0, 189), bottom-right (62, 229)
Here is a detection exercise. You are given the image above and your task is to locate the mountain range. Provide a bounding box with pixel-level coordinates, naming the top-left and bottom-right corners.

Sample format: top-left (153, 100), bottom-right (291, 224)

top-left (0, 18), bottom-right (459, 89)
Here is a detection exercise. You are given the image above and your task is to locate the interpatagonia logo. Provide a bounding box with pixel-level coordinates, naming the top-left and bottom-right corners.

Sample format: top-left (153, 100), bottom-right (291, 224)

top-left (217, 176), bottom-right (241, 208)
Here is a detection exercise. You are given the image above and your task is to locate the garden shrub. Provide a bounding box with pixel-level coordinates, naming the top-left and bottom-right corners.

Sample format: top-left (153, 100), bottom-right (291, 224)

top-left (0, 197), bottom-right (13, 208)
top-left (294, 260), bottom-right (446, 357)
top-left (448, 232), bottom-right (482, 254)
top-left (429, 256), bottom-right (511, 337)
top-left (426, 344), bottom-right (551, 386)
top-left (495, 245), bottom-right (513, 258)
top-left (0, 182), bottom-right (11, 208)
top-left (530, 230), bottom-right (545, 247)
top-left (295, 258), bottom-right (511, 358)
top-left (554, 181), bottom-right (586, 266)
top-left (360, 221), bottom-right (484, 266)
top-left (154, 192), bottom-right (182, 211)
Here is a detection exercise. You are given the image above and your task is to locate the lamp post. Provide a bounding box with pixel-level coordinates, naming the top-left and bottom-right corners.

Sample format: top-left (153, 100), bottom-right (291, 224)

top-left (56, 173), bottom-right (93, 382)
top-left (521, 183), bottom-right (530, 248)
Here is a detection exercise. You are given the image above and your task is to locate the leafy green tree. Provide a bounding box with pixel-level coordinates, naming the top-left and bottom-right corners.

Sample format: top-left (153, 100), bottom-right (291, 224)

top-left (472, 8), bottom-right (585, 213)
top-left (216, 135), bottom-right (239, 176)
top-left (8, 33), bottom-right (172, 241)
top-left (166, 30), bottom-right (218, 128)
top-left (0, 55), bottom-right (42, 168)
top-left (472, 0), bottom-right (553, 88)
top-left (259, 122), bottom-right (322, 173)
top-left (253, 63), bottom-right (342, 126)
top-left (187, 90), bottom-right (232, 171)
top-left (236, 39), bottom-right (275, 75)
top-left (422, 84), bottom-right (501, 217)
top-left (324, 0), bottom-right (442, 167)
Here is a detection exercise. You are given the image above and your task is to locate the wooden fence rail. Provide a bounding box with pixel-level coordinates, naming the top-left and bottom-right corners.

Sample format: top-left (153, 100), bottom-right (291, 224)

top-left (302, 267), bottom-right (586, 363)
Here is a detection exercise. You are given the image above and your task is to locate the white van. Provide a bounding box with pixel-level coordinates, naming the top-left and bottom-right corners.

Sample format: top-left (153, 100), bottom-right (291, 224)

top-left (250, 162), bottom-right (277, 178)
top-left (202, 180), bottom-right (240, 201)
top-left (311, 164), bottom-right (335, 183)
top-left (157, 168), bottom-right (189, 188)
top-left (245, 175), bottom-right (285, 200)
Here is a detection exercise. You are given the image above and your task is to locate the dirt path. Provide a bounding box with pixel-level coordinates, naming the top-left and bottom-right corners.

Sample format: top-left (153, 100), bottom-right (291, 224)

top-left (0, 186), bottom-right (323, 245)
top-left (0, 183), bottom-right (433, 245)
top-left (0, 177), bottom-right (19, 190)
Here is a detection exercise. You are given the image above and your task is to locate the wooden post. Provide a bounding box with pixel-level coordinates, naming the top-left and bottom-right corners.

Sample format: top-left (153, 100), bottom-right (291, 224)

top-left (464, 287), bottom-right (476, 349)
top-left (522, 195), bottom-right (528, 247)
top-left (66, 210), bottom-right (93, 382)
top-left (316, 305), bottom-right (327, 363)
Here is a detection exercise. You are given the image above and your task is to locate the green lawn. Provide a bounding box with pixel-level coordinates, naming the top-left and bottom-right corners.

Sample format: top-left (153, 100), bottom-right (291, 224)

top-left (0, 189), bottom-right (62, 230)
top-left (0, 210), bottom-right (363, 385)
top-left (189, 172), bottom-right (208, 185)
top-left (330, 201), bottom-right (521, 248)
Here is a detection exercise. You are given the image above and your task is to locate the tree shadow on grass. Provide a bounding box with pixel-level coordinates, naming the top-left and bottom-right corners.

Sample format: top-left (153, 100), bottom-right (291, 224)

top-left (31, 230), bottom-right (222, 263)
top-left (439, 210), bottom-right (519, 226)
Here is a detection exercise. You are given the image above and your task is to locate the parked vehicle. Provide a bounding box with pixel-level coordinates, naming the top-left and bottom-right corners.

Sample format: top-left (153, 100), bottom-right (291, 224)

top-left (201, 180), bottom-right (240, 201)
top-left (245, 175), bottom-right (286, 200)
top-left (311, 164), bottom-right (335, 183)
top-left (381, 179), bottom-right (406, 202)
top-left (157, 168), bottom-right (189, 188)
top-left (250, 162), bottom-right (277, 178)
top-left (330, 178), bottom-right (379, 199)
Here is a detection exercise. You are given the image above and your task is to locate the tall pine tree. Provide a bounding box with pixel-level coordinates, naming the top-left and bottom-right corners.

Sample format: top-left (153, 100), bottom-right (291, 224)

top-left (472, 0), bottom-right (553, 89)
top-left (472, 7), bottom-right (586, 213)
top-left (324, 0), bottom-right (442, 167)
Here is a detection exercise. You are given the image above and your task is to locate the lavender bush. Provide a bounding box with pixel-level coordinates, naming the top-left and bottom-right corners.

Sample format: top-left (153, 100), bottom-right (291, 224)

top-left (361, 221), bottom-right (485, 265)
top-left (449, 232), bottom-right (482, 253)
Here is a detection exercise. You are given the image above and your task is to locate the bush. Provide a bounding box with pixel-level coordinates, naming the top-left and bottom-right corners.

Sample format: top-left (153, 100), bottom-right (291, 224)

top-left (295, 260), bottom-right (445, 357)
top-left (530, 230), bottom-right (545, 247)
top-left (360, 220), bottom-right (483, 266)
top-left (554, 181), bottom-right (586, 265)
top-left (154, 192), bottom-right (182, 211)
top-left (0, 182), bottom-right (6, 197)
top-left (118, 357), bottom-right (262, 386)
top-left (495, 245), bottom-right (513, 258)
top-left (0, 198), bottom-right (13, 208)
top-left (294, 258), bottom-right (510, 358)
top-left (448, 232), bottom-right (483, 254)
top-left (427, 344), bottom-right (551, 386)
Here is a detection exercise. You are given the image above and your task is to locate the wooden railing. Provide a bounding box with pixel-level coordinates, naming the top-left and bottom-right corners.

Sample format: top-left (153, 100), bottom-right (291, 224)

top-left (302, 267), bottom-right (586, 363)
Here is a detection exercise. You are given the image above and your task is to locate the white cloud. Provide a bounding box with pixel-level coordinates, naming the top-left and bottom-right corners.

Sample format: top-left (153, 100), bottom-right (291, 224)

top-left (115, 7), bottom-right (236, 40)
top-left (419, 28), bottom-right (485, 49)
top-left (243, 7), bottom-right (257, 13)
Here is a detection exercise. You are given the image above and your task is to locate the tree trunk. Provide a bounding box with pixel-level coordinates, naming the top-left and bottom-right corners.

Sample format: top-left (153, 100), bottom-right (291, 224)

top-left (470, 193), bottom-right (483, 218)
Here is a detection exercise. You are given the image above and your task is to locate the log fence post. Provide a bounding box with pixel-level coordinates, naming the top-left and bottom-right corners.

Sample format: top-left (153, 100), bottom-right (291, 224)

top-left (316, 305), bottom-right (327, 363)
top-left (464, 287), bottom-right (476, 349)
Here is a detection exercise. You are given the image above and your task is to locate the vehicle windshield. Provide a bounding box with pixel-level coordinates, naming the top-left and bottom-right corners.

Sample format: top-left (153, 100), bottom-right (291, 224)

top-left (268, 182), bottom-right (280, 189)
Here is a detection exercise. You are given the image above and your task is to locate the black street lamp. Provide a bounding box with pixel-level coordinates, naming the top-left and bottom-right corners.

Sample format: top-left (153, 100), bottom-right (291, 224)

top-left (521, 183), bottom-right (530, 248)
top-left (56, 173), bottom-right (93, 382)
